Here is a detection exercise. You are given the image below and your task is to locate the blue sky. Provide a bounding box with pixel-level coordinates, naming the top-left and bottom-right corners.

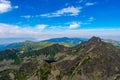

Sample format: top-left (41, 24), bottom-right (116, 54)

top-left (0, 0), bottom-right (120, 41)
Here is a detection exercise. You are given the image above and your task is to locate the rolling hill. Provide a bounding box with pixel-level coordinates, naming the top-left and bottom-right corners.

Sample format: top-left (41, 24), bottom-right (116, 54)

top-left (2, 40), bottom-right (71, 52)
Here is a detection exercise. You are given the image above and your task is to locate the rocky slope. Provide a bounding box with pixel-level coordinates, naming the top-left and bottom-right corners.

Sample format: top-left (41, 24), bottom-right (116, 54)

top-left (0, 36), bottom-right (120, 80)
top-left (56, 36), bottom-right (120, 80)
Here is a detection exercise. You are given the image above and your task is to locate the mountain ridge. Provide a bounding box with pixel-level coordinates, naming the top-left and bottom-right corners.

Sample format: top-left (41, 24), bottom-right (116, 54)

top-left (41, 37), bottom-right (88, 45)
top-left (0, 37), bottom-right (120, 52)
top-left (0, 36), bottom-right (120, 80)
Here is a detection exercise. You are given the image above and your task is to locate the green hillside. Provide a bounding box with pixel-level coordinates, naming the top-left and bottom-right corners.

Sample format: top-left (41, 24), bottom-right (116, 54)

top-left (103, 39), bottom-right (120, 48)
top-left (5, 41), bottom-right (72, 52)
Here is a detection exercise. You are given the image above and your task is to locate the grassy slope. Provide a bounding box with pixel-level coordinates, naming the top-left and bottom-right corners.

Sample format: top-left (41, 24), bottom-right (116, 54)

top-left (5, 41), bottom-right (72, 52)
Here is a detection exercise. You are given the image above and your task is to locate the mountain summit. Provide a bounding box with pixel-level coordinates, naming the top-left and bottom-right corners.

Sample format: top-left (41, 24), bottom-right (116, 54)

top-left (57, 36), bottom-right (120, 80)
top-left (88, 36), bottom-right (101, 43)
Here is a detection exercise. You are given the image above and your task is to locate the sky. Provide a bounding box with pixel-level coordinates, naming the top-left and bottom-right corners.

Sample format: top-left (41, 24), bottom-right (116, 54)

top-left (0, 0), bottom-right (120, 41)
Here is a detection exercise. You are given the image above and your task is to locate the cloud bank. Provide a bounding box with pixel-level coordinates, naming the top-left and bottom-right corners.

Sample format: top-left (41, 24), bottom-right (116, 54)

top-left (0, 23), bottom-right (120, 41)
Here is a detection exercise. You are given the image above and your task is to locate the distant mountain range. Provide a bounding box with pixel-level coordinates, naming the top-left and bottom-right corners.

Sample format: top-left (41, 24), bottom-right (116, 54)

top-left (41, 37), bottom-right (88, 45)
top-left (0, 37), bottom-right (87, 51)
top-left (0, 36), bottom-right (120, 80)
top-left (0, 38), bottom-right (35, 51)
top-left (0, 38), bottom-right (35, 45)
top-left (42, 37), bottom-right (120, 48)
top-left (0, 37), bottom-right (120, 51)
top-left (103, 39), bottom-right (120, 48)
top-left (1, 40), bottom-right (71, 52)
top-left (0, 41), bottom-right (52, 51)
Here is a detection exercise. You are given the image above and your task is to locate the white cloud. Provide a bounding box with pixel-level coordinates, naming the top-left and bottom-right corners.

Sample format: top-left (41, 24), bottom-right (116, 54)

top-left (0, 23), bottom-right (120, 41)
top-left (85, 2), bottom-right (97, 6)
top-left (21, 15), bottom-right (32, 19)
top-left (80, 17), bottom-right (94, 25)
top-left (0, 0), bottom-right (12, 13)
top-left (14, 6), bottom-right (19, 9)
top-left (58, 28), bottom-right (120, 40)
top-left (40, 6), bottom-right (82, 17)
top-left (0, 0), bottom-right (18, 13)
top-left (88, 17), bottom-right (94, 22)
top-left (0, 23), bottom-right (47, 38)
top-left (48, 22), bottom-right (82, 30)
top-left (35, 24), bottom-right (47, 30)
top-left (69, 22), bottom-right (81, 29)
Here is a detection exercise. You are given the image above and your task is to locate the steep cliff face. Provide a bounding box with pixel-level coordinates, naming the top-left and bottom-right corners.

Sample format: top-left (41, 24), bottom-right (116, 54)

top-left (0, 37), bottom-right (120, 80)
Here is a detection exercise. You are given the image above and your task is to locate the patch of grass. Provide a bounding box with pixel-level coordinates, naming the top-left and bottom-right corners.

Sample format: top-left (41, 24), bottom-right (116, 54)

top-left (81, 56), bottom-right (91, 65)
top-left (15, 72), bottom-right (27, 80)
top-left (69, 45), bottom-right (85, 55)
top-left (11, 57), bottom-right (22, 65)
top-left (36, 63), bottom-right (51, 80)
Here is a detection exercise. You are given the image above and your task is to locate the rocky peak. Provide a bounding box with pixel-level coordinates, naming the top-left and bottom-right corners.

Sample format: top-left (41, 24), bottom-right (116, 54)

top-left (88, 36), bottom-right (101, 43)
